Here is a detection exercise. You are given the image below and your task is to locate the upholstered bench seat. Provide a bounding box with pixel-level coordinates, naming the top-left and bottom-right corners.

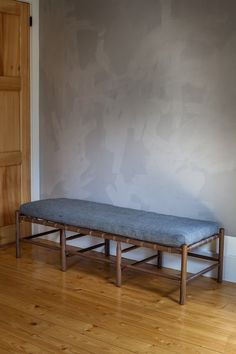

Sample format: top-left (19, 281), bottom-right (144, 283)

top-left (20, 198), bottom-right (219, 247)
top-left (17, 198), bottom-right (224, 304)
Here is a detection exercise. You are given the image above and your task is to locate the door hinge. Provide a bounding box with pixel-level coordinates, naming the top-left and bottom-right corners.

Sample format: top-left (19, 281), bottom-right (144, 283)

top-left (29, 16), bottom-right (32, 27)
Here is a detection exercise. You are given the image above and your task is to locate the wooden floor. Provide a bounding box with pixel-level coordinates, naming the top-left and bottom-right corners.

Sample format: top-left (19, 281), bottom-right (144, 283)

top-left (0, 244), bottom-right (236, 354)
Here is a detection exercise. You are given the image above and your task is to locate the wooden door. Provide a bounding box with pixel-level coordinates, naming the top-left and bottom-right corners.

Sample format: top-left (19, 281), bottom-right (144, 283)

top-left (0, 0), bottom-right (30, 245)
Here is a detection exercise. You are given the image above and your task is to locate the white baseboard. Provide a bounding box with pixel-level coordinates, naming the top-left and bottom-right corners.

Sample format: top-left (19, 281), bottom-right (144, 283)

top-left (37, 225), bottom-right (236, 283)
top-left (222, 236), bottom-right (236, 282)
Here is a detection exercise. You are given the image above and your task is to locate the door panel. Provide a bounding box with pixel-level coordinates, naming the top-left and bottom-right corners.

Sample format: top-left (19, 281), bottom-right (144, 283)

top-left (2, 14), bottom-right (20, 76)
top-left (0, 0), bottom-right (30, 245)
top-left (0, 165), bottom-right (21, 227)
top-left (0, 91), bottom-right (20, 152)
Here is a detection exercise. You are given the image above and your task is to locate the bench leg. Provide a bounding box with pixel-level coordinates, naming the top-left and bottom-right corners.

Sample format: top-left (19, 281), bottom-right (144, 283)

top-left (116, 241), bottom-right (122, 287)
top-left (60, 229), bottom-right (67, 272)
top-left (105, 239), bottom-right (110, 257)
top-left (217, 228), bottom-right (224, 283)
top-left (180, 244), bottom-right (188, 305)
top-left (157, 250), bottom-right (162, 269)
top-left (16, 210), bottom-right (21, 258)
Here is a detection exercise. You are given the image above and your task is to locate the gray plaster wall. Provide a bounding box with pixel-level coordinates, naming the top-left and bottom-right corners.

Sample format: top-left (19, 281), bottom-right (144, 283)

top-left (40, 0), bottom-right (236, 235)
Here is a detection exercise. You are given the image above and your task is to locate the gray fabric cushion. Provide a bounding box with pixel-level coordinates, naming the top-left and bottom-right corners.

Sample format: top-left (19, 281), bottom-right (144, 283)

top-left (20, 198), bottom-right (219, 247)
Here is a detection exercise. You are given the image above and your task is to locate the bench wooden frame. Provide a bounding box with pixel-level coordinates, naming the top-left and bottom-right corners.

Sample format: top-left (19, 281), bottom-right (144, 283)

top-left (16, 210), bottom-right (224, 305)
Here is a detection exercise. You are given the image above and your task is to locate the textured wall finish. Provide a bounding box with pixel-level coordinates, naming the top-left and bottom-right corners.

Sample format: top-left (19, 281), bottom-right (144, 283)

top-left (40, 0), bottom-right (236, 235)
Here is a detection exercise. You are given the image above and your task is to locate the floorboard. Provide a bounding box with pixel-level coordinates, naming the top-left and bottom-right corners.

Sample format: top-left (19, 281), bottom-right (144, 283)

top-left (0, 244), bottom-right (235, 354)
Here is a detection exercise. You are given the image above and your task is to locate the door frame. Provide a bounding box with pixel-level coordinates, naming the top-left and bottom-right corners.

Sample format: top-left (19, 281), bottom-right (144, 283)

top-left (18, 0), bottom-right (40, 202)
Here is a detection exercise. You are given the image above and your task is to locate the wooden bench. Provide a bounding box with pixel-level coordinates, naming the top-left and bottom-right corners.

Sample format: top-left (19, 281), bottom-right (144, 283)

top-left (16, 198), bottom-right (224, 304)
